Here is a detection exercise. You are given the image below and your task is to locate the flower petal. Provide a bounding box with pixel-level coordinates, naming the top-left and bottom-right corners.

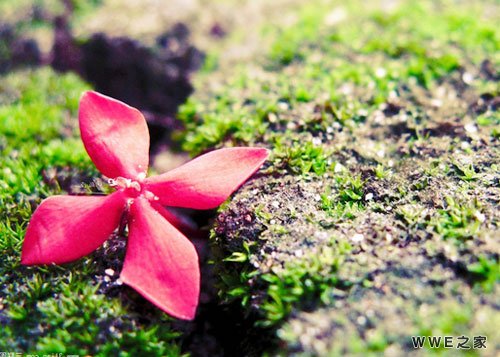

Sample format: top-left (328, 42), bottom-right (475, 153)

top-left (145, 147), bottom-right (269, 209)
top-left (121, 197), bottom-right (200, 320)
top-left (79, 91), bottom-right (150, 179)
top-left (21, 192), bottom-right (126, 265)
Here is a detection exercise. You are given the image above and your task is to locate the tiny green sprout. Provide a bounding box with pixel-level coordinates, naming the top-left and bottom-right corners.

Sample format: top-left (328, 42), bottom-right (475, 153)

top-left (277, 141), bottom-right (330, 176)
top-left (467, 256), bottom-right (499, 293)
top-left (295, 85), bottom-right (313, 102)
top-left (7, 303), bottom-right (29, 321)
top-left (375, 164), bottom-right (391, 179)
top-left (396, 204), bottom-right (426, 226)
top-left (336, 173), bottom-right (364, 203)
top-left (321, 173), bottom-right (365, 220)
top-left (476, 111), bottom-right (500, 126)
top-left (270, 224), bottom-right (290, 235)
top-left (452, 161), bottom-right (478, 181)
top-left (424, 159), bottom-right (444, 177)
top-left (254, 204), bottom-right (273, 222)
top-left (434, 197), bottom-right (484, 241)
top-left (224, 241), bottom-right (256, 263)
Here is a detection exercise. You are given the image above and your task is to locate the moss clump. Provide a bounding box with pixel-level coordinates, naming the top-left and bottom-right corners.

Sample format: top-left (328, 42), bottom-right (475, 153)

top-left (256, 240), bottom-right (352, 327)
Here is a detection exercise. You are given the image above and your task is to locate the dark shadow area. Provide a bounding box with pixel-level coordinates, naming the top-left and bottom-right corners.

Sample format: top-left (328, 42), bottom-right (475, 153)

top-left (52, 17), bottom-right (205, 151)
top-left (0, 25), bottom-right (42, 73)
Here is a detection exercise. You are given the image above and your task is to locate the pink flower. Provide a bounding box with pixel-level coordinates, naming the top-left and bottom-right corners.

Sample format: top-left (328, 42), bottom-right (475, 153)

top-left (21, 91), bottom-right (269, 320)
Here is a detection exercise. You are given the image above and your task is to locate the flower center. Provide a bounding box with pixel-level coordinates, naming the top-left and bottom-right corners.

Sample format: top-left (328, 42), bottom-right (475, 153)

top-left (108, 177), bottom-right (141, 192)
top-left (108, 175), bottom-right (159, 202)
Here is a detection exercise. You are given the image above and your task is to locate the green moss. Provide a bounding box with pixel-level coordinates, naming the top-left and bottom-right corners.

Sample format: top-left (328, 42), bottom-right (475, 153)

top-left (467, 255), bottom-right (500, 293)
top-left (266, 6), bottom-right (325, 66)
top-left (217, 237), bottom-right (352, 328)
top-left (3, 0), bottom-right (498, 354)
top-left (0, 68), bottom-right (93, 255)
top-left (320, 171), bottom-right (365, 220)
top-left (176, 97), bottom-right (268, 156)
top-left (413, 302), bottom-right (473, 350)
top-left (432, 196), bottom-right (484, 242)
top-left (257, 240), bottom-right (351, 327)
top-left (178, 1), bottom-right (499, 158)
top-left (273, 140), bottom-right (331, 176)
top-left (452, 161), bottom-right (479, 182)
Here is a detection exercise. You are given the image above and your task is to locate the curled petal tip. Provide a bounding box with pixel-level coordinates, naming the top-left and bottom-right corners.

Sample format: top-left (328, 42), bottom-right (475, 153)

top-left (79, 90), bottom-right (150, 179)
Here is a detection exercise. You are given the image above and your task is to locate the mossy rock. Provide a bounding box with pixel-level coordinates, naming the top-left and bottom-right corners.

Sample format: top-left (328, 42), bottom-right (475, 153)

top-left (176, 0), bottom-right (499, 354)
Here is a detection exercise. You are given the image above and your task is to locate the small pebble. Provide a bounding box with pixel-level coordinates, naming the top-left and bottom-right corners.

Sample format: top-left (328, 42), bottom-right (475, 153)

top-left (358, 108), bottom-right (368, 117)
top-left (460, 141), bottom-right (470, 150)
top-left (464, 123), bottom-right (477, 133)
top-left (356, 315), bottom-right (367, 325)
top-left (462, 72), bottom-right (474, 84)
top-left (352, 233), bottom-right (364, 243)
top-left (375, 67), bottom-right (387, 78)
top-left (474, 211), bottom-right (485, 223)
top-left (430, 98), bottom-right (442, 107)
top-left (334, 163), bottom-right (345, 173)
top-left (278, 102), bottom-right (289, 110)
top-left (324, 7), bottom-right (347, 26)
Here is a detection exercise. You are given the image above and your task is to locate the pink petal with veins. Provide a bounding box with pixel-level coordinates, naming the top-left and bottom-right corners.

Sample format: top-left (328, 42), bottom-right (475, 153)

top-left (145, 147), bottom-right (269, 209)
top-left (79, 91), bottom-right (150, 179)
top-left (121, 197), bottom-right (200, 320)
top-left (21, 191), bottom-right (126, 265)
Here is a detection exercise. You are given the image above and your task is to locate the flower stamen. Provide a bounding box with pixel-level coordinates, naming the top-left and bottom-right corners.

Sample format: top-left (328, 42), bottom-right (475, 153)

top-left (144, 190), bottom-right (160, 201)
top-left (108, 177), bottom-right (141, 191)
